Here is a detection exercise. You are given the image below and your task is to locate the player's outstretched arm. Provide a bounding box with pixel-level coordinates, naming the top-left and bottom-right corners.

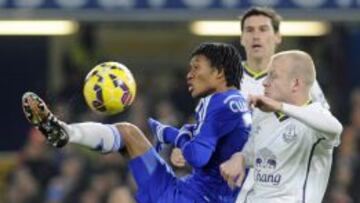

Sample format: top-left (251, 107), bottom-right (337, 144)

top-left (281, 103), bottom-right (343, 136)
top-left (249, 94), bottom-right (343, 137)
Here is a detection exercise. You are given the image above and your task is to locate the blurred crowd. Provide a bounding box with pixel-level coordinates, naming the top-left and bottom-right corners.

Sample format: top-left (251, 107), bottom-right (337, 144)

top-left (331, 87), bottom-right (360, 203)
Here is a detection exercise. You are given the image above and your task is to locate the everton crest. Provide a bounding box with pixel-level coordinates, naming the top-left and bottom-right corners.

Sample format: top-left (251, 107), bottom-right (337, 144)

top-left (282, 124), bottom-right (297, 143)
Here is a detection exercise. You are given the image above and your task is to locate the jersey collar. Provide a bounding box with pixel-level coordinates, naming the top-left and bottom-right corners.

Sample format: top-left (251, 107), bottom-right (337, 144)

top-left (274, 111), bottom-right (289, 122)
top-left (243, 62), bottom-right (268, 80)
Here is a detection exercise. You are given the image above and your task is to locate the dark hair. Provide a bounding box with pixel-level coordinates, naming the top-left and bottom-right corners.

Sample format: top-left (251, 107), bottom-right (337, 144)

top-left (191, 42), bottom-right (243, 89)
top-left (240, 7), bottom-right (282, 33)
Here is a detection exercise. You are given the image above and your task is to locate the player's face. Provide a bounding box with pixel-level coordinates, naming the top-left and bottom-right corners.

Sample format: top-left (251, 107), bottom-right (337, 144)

top-left (263, 58), bottom-right (292, 102)
top-left (187, 55), bottom-right (219, 98)
top-left (241, 15), bottom-right (281, 60)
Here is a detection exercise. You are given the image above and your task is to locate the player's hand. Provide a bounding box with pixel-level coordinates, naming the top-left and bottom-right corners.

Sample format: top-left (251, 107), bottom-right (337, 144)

top-left (147, 118), bottom-right (168, 151)
top-left (170, 148), bottom-right (186, 167)
top-left (178, 124), bottom-right (195, 138)
top-left (248, 95), bottom-right (282, 112)
top-left (174, 124), bottom-right (196, 147)
top-left (220, 152), bottom-right (246, 189)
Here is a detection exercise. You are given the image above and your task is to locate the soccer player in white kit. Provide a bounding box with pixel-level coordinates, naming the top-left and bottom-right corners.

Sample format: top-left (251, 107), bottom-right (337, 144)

top-left (220, 50), bottom-right (343, 203)
top-left (240, 7), bottom-right (329, 108)
top-left (236, 7), bottom-right (329, 202)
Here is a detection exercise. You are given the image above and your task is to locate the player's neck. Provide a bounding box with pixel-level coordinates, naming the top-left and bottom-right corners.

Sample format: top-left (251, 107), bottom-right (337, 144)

top-left (246, 57), bottom-right (271, 73)
top-left (215, 84), bottom-right (236, 93)
top-left (290, 93), bottom-right (311, 106)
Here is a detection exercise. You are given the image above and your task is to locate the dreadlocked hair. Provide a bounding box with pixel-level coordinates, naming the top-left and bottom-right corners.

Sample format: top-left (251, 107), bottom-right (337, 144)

top-left (191, 42), bottom-right (243, 89)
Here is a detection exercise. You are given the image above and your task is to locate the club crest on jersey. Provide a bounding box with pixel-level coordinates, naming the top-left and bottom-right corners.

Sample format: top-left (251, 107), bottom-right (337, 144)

top-left (255, 148), bottom-right (282, 185)
top-left (282, 124), bottom-right (297, 143)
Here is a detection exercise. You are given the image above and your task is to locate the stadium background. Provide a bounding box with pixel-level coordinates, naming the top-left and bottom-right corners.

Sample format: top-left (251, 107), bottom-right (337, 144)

top-left (1, 0), bottom-right (360, 202)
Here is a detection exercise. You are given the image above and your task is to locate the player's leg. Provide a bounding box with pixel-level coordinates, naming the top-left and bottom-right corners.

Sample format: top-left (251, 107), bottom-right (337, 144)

top-left (115, 122), bottom-right (151, 158)
top-left (22, 92), bottom-right (152, 157)
top-left (22, 92), bottom-right (180, 202)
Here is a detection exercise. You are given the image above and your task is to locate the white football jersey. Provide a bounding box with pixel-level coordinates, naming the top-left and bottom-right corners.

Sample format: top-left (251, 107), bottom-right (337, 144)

top-left (241, 64), bottom-right (267, 96)
top-left (237, 63), bottom-right (330, 203)
top-left (242, 102), bottom-right (340, 203)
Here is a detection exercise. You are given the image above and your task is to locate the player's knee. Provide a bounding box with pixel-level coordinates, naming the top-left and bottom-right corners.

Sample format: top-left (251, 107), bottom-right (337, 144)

top-left (114, 122), bottom-right (139, 137)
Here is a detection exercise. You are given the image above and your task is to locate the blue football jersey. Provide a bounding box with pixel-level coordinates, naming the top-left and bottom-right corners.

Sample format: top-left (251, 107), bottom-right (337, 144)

top-left (178, 89), bottom-right (252, 202)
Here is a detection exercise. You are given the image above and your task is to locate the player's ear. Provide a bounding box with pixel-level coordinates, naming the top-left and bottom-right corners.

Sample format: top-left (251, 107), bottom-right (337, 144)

top-left (292, 78), bottom-right (300, 93)
top-left (215, 67), bottom-right (225, 79)
top-left (240, 36), bottom-right (245, 47)
top-left (275, 32), bottom-right (282, 45)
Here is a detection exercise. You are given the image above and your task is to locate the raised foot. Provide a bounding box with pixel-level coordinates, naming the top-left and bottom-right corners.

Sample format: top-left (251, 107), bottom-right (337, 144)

top-left (22, 92), bottom-right (69, 148)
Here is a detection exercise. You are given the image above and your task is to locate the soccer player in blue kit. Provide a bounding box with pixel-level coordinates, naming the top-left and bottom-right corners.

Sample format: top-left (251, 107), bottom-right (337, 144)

top-left (22, 42), bottom-right (252, 203)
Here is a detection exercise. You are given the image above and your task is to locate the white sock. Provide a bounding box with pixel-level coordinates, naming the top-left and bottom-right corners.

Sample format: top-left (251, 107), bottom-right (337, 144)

top-left (63, 122), bottom-right (123, 153)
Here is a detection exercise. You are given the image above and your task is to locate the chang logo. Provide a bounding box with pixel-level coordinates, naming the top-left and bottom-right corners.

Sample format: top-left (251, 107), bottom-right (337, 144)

top-left (255, 169), bottom-right (282, 186)
top-left (255, 148), bottom-right (282, 185)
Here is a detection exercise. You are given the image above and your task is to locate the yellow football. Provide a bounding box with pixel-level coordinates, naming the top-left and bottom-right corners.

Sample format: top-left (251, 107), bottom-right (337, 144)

top-left (83, 62), bottom-right (136, 115)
